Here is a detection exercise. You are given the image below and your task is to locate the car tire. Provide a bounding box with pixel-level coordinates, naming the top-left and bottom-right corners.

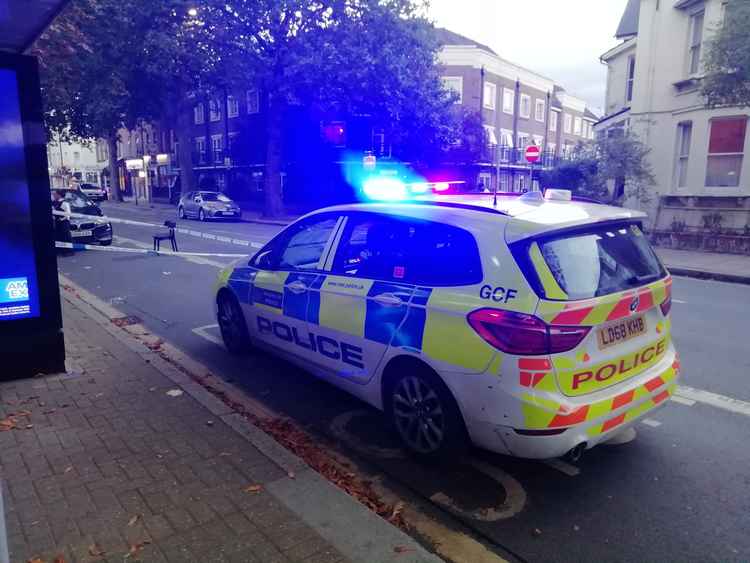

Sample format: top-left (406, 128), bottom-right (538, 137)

top-left (217, 292), bottom-right (251, 355)
top-left (178, 206), bottom-right (186, 220)
top-left (386, 366), bottom-right (468, 461)
top-left (100, 240), bottom-right (112, 246)
top-left (198, 208), bottom-right (205, 221)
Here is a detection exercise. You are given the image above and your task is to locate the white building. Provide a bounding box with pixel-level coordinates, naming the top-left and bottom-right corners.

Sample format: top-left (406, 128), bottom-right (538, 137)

top-left (597, 0), bottom-right (749, 234)
top-left (47, 137), bottom-right (104, 188)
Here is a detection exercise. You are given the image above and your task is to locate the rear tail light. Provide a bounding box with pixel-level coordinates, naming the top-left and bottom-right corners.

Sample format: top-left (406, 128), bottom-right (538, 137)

top-left (467, 308), bottom-right (591, 356)
top-left (660, 296), bottom-right (672, 317)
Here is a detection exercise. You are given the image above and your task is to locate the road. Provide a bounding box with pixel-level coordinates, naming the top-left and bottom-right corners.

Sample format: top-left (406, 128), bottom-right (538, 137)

top-left (58, 201), bottom-right (750, 563)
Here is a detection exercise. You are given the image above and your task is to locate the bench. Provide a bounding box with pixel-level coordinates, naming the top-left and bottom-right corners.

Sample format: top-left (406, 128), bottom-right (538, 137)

top-left (153, 220), bottom-right (178, 252)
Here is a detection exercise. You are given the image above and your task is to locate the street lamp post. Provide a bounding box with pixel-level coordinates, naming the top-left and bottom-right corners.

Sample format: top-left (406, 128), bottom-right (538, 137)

top-left (143, 154), bottom-right (151, 203)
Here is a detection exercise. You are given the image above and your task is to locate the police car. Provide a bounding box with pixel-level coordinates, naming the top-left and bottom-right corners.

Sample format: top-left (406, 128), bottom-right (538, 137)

top-left (214, 190), bottom-right (679, 460)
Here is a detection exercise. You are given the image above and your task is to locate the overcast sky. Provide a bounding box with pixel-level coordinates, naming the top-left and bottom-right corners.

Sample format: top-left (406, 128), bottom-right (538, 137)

top-left (428, 0), bottom-right (630, 113)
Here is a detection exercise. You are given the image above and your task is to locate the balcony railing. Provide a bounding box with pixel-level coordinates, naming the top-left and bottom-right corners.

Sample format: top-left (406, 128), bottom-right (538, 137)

top-left (480, 143), bottom-right (573, 168)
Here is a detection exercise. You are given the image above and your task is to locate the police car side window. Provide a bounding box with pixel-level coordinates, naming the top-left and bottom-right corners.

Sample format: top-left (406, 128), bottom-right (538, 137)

top-left (333, 214), bottom-right (483, 286)
top-left (274, 217), bottom-right (338, 271)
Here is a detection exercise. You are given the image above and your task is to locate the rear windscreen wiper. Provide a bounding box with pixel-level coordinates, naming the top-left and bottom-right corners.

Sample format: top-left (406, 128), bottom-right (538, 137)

top-left (627, 273), bottom-right (660, 285)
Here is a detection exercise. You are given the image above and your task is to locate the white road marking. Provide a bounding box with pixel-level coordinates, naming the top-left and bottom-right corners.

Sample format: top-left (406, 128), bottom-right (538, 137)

top-left (542, 459), bottom-right (580, 477)
top-left (192, 324), bottom-right (224, 346)
top-left (670, 395), bottom-right (696, 407)
top-left (641, 418), bottom-right (662, 428)
top-left (676, 385), bottom-right (750, 418)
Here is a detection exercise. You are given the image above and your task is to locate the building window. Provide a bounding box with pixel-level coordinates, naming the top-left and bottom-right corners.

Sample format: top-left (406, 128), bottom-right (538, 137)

top-left (483, 125), bottom-right (498, 146)
top-left (535, 99), bottom-right (546, 122)
top-left (246, 89), bottom-right (260, 114)
top-left (675, 122), bottom-right (692, 189)
top-left (503, 88), bottom-right (515, 115)
top-left (564, 113), bottom-right (572, 134)
top-left (520, 94), bottom-right (531, 119)
top-left (483, 82), bottom-right (497, 110)
top-left (706, 117), bottom-right (747, 187)
top-left (194, 137), bottom-right (206, 164)
top-left (211, 135), bottom-right (223, 163)
top-left (550, 111), bottom-right (558, 132)
top-left (574, 116), bottom-right (582, 136)
top-left (227, 95), bottom-right (239, 118)
top-left (441, 76), bottom-right (463, 104)
top-left (517, 132), bottom-right (530, 150)
top-left (626, 55), bottom-right (636, 103)
top-left (194, 103), bottom-right (205, 124)
top-left (209, 99), bottom-right (222, 122)
top-left (688, 11), bottom-right (705, 76)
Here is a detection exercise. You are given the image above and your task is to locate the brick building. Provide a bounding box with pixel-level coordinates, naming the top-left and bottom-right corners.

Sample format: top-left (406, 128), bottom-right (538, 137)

top-left (437, 29), bottom-right (598, 192)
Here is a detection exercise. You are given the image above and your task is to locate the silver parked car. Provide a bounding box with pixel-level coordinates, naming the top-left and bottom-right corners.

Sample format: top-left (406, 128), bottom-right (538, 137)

top-left (177, 191), bottom-right (241, 221)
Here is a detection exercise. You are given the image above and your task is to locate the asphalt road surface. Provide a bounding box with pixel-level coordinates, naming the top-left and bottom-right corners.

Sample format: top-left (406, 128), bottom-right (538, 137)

top-left (58, 201), bottom-right (750, 563)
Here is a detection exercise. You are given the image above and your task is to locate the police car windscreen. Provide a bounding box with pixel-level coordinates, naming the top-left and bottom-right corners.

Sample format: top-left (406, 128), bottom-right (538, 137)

top-left (538, 223), bottom-right (666, 300)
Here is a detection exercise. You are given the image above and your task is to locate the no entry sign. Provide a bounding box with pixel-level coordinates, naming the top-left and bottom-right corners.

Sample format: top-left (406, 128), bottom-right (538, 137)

top-left (525, 145), bottom-right (541, 163)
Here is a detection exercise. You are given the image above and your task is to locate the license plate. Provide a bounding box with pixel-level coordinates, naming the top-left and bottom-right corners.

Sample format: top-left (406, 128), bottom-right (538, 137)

top-left (597, 315), bottom-right (647, 350)
top-left (72, 230), bottom-right (92, 237)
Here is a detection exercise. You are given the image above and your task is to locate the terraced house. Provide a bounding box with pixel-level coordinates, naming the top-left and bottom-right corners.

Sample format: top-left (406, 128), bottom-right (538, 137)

top-left (597, 0), bottom-right (750, 249)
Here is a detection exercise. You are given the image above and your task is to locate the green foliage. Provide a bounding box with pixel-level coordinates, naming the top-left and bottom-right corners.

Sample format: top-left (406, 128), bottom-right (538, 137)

top-left (442, 108), bottom-right (488, 165)
top-left (35, 0), bottom-right (461, 214)
top-left (540, 132), bottom-right (655, 204)
top-left (702, 0), bottom-right (750, 107)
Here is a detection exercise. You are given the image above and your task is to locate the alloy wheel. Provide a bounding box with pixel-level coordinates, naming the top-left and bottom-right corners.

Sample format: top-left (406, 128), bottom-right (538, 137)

top-left (392, 376), bottom-right (446, 454)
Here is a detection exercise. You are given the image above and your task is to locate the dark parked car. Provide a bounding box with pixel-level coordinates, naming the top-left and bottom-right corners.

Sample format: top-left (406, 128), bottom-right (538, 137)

top-left (177, 191), bottom-right (241, 221)
top-left (52, 188), bottom-right (113, 245)
top-left (79, 183), bottom-right (108, 201)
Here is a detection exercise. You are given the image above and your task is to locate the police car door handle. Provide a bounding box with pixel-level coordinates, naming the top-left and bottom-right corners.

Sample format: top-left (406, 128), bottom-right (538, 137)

top-left (287, 281), bottom-right (308, 294)
top-left (373, 293), bottom-right (403, 307)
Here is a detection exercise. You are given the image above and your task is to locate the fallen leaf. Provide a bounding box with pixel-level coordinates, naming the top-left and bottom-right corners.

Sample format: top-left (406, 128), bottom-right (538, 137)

top-left (148, 387), bottom-right (156, 392)
top-left (64, 466), bottom-right (73, 473)
top-left (124, 540), bottom-right (151, 558)
top-left (53, 556), bottom-right (66, 563)
top-left (287, 471), bottom-right (296, 479)
top-left (206, 420), bottom-right (214, 426)
top-left (16, 410), bottom-right (32, 417)
top-left (27, 558), bottom-right (44, 563)
top-left (128, 514), bottom-right (141, 527)
top-left (43, 409), bottom-right (57, 415)
top-left (219, 452), bottom-right (232, 457)
top-left (88, 543), bottom-right (105, 556)
top-left (532, 528), bottom-right (543, 537)
top-left (389, 501), bottom-right (405, 522)
top-left (25, 424), bottom-right (34, 430)
top-left (394, 546), bottom-right (413, 554)
top-left (165, 389), bottom-right (183, 397)
top-left (243, 484), bottom-right (262, 494)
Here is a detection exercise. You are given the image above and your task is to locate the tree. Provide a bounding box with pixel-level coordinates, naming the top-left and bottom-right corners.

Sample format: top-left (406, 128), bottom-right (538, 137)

top-left (34, 0), bottom-right (228, 200)
top-left (213, 0), bottom-right (457, 216)
top-left (540, 132), bottom-right (655, 205)
top-left (34, 1), bottom-right (158, 201)
top-left (442, 108), bottom-right (488, 165)
top-left (702, 0), bottom-right (750, 108)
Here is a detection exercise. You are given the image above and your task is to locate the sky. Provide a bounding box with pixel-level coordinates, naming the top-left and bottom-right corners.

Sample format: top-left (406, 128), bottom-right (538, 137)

top-left (427, 0), bottom-right (630, 113)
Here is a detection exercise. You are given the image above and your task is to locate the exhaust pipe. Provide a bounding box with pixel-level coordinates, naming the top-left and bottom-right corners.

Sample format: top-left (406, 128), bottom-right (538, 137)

top-left (565, 442), bottom-right (586, 463)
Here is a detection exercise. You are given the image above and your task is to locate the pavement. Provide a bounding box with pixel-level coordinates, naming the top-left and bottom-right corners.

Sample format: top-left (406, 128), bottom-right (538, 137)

top-left (41, 200), bottom-right (750, 562)
top-left (0, 283), bottom-right (440, 562)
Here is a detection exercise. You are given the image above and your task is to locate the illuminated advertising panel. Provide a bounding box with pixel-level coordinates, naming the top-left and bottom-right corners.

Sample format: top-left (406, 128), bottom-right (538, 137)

top-left (0, 68), bottom-right (40, 320)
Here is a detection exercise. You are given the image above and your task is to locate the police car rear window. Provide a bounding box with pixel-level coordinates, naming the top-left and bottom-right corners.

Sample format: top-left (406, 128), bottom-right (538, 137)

top-left (333, 214), bottom-right (483, 286)
top-left (536, 223), bottom-right (666, 300)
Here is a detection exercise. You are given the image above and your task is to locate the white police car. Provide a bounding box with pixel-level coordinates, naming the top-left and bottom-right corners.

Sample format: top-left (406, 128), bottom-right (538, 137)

top-left (214, 191), bottom-right (679, 460)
